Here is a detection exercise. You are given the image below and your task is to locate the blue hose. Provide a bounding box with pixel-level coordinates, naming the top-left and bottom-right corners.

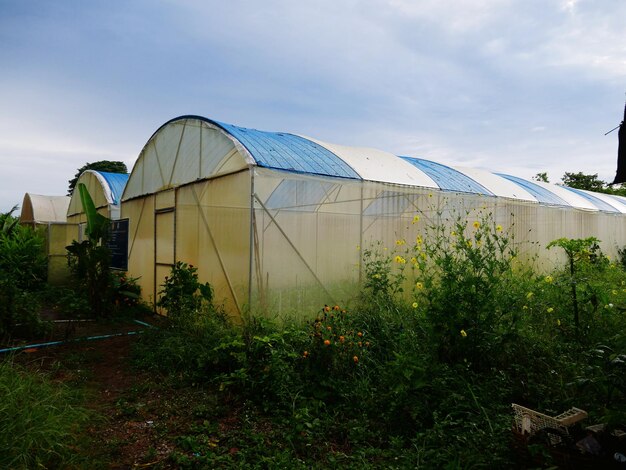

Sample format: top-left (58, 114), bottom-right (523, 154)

top-left (0, 330), bottom-right (141, 354)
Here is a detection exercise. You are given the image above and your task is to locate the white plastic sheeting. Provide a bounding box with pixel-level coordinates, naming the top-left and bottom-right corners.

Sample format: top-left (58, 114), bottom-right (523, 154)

top-left (452, 167), bottom-right (538, 201)
top-left (304, 137), bottom-right (439, 188)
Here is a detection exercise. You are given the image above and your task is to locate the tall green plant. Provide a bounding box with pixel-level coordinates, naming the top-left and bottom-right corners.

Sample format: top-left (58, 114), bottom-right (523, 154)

top-left (66, 184), bottom-right (113, 317)
top-left (412, 211), bottom-right (526, 369)
top-left (547, 237), bottom-right (602, 333)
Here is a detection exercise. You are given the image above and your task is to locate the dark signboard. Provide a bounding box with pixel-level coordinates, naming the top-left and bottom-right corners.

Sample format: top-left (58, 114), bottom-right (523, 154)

top-left (108, 219), bottom-right (129, 271)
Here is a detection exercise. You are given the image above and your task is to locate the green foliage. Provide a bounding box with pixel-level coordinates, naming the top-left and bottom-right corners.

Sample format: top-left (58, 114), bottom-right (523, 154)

top-left (0, 207), bottom-right (48, 337)
top-left (111, 271), bottom-right (142, 314)
top-left (533, 172), bottom-right (550, 183)
top-left (67, 160), bottom-right (127, 195)
top-left (66, 239), bottom-right (113, 318)
top-left (561, 172), bottom-right (606, 192)
top-left (547, 237), bottom-right (606, 333)
top-left (157, 261), bottom-right (213, 321)
top-left (77, 183), bottom-right (110, 241)
top-left (0, 361), bottom-right (92, 469)
top-left (411, 211), bottom-right (526, 369)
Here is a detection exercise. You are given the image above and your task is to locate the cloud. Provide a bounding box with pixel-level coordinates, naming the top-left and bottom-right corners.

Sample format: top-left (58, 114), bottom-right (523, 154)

top-left (0, 0), bottom-right (624, 211)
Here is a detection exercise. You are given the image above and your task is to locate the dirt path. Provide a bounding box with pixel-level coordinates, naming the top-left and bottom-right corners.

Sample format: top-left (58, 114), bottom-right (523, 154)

top-left (16, 330), bottom-right (178, 468)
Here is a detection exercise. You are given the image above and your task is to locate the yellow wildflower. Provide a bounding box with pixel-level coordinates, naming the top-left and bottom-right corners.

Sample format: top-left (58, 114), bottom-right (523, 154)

top-left (460, 329), bottom-right (467, 337)
top-left (420, 253), bottom-right (426, 260)
top-left (396, 239), bottom-right (406, 246)
top-left (526, 292), bottom-right (534, 299)
top-left (412, 215), bottom-right (420, 224)
top-left (473, 221), bottom-right (480, 229)
top-left (451, 231), bottom-right (457, 237)
top-left (556, 319), bottom-right (561, 326)
top-left (496, 224), bottom-right (503, 232)
top-left (612, 290), bottom-right (618, 295)
top-left (410, 257), bottom-right (417, 264)
top-left (544, 275), bottom-right (553, 284)
top-left (522, 305), bottom-right (528, 310)
top-left (415, 282), bottom-right (423, 290)
top-left (428, 193), bottom-right (433, 198)
top-left (394, 255), bottom-right (406, 264)
top-left (416, 235), bottom-right (423, 245)
top-left (547, 307), bottom-right (554, 313)
top-left (466, 240), bottom-right (472, 248)
top-left (412, 302), bottom-right (418, 309)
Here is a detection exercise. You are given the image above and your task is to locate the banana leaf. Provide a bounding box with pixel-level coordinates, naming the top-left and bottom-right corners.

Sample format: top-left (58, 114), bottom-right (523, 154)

top-left (78, 183), bottom-right (110, 241)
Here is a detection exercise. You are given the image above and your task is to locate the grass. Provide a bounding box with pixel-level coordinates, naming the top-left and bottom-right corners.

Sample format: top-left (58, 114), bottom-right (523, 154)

top-left (0, 359), bottom-right (92, 469)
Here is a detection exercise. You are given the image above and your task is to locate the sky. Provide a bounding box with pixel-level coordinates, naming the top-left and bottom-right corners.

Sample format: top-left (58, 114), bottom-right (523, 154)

top-left (1, 0), bottom-right (625, 212)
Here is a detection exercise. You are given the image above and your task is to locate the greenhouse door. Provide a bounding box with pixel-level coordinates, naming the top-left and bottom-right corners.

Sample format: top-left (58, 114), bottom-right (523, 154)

top-left (155, 208), bottom-right (175, 313)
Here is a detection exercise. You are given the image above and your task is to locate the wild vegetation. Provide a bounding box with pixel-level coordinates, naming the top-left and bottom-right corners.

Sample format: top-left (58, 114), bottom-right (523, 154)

top-left (132, 210), bottom-right (626, 467)
top-left (2, 206), bottom-right (626, 468)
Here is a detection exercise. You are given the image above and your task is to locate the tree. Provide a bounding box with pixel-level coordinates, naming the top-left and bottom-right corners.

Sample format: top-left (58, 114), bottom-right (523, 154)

top-left (561, 172), bottom-right (606, 192)
top-left (67, 161), bottom-right (127, 195)
top-left (532, 172), bottom-right (549, 183)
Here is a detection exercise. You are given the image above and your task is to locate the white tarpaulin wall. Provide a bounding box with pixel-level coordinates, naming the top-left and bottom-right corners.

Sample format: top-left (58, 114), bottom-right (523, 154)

top-left (121, 116), bottom-right (626, 319)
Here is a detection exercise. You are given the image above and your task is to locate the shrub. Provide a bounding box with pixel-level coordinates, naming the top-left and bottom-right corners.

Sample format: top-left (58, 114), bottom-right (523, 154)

top-left (0, 207), bottom-right (47, 336)
top-left (410, 211), bottom-right (527, 370)
top-left (157, 261), bottom-right (213, 321)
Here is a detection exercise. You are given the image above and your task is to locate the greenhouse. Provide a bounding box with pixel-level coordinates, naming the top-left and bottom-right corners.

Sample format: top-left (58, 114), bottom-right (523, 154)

top-left (67, 170), bottom-right (129, 225)
top-left (19, 193), bottom-right (70, 227)
top-left (121, 115), bottom-right (626, 318)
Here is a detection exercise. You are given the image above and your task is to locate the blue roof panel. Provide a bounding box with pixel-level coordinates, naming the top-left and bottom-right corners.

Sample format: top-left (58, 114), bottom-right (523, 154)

top-left (217, 122), bottom-right (360, 179)
top-left (401, 157), bottom-right (493, 195)
top-left (560, 186), bottom-right (620, 213)
top-left (496, 174), bottom-right (568, 206)
top-left (97, 172), bottom-right (129, 205)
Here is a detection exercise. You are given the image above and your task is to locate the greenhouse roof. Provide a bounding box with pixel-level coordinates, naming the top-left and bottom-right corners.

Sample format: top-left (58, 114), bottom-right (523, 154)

top-left (95, 171), bottom-right (129, 205)
top-left (401, 157), bottom-right (493, 195)
top-left (19, 194), bottom-right (69, 224)
top-left (124, 115), bottom-right (623, 213)
top-left (560, 186), bottom-right (622, 213)
top-left (496, 174), bottom-right (568, 206)
top-left (216, 122), bottom-right (359, 179)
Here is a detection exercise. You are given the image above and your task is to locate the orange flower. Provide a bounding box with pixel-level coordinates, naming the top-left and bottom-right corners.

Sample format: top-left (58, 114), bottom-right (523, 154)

top-left (324, 339), bottom-right (331, 346)
top-left (339, 335), bottom-right (345, 343)
top-left (365, 341), bottom-right (370, 347)
top-left (358, 341), bottom-right (362, 347)
top-left (357, 332), bottom-right (363, 337)
top-left (327, 326), bottom-right (332, 331)
top-left (303, 351), bottom-right (309, 358)
top-left (324, 306), bottom-right (331, 312)
top-left (353, 356), bottom-right (359, 363)
top-left (333, 305), bottom-right (340, 311)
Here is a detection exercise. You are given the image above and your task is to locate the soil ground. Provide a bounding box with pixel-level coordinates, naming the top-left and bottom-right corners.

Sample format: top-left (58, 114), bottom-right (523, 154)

top-left (9, 320), bottom-right (196, 469)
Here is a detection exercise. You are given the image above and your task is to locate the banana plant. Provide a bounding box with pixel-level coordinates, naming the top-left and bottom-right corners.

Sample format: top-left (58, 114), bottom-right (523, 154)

top-left (77, 183), bottom-right (110, 242)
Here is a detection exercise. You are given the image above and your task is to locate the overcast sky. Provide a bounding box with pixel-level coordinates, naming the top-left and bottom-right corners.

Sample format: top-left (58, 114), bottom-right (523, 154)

top-left (1, 0), bottom-right (625, 212)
